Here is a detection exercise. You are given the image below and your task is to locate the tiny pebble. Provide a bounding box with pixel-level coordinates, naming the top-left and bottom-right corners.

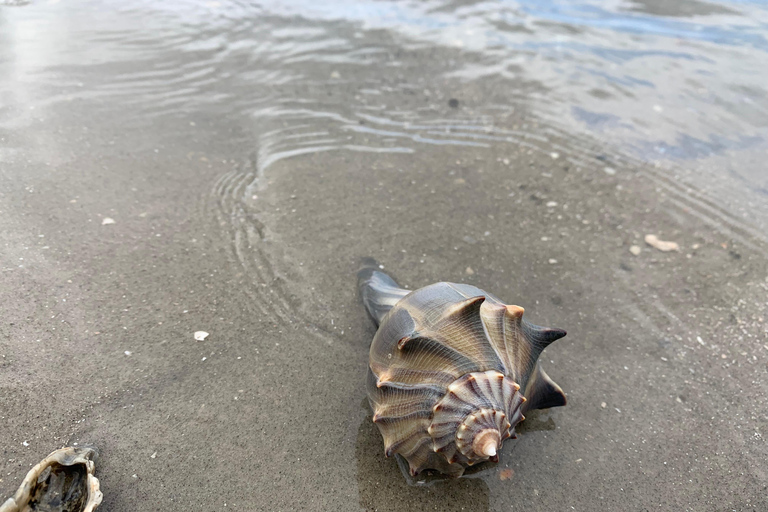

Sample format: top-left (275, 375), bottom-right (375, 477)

top-left (150, 452), bottom-right (157, 459)
top-left (194, 331), bottom-right (209, 341)
top-left (102, 217), bottom-right (116, 225)
top-left (601, 402), bottom-right (607, 408)
top-left (629, 245), bottom-right (642, 256)
top-left (124, 351), bottom-right (132, 356)
top-left (548, 259), bottom-right (558, 264)
top-left (546, 201), bottom-right (558, 207)
top-left (604, 167), bottom-right (616, 175)
top-left (465, 267), bottom-right (475, 275)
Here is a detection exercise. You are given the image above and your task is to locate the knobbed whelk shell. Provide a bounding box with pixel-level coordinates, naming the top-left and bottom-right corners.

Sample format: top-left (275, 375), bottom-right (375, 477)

top-left (358, 260), bottom-right (567, 478)
top-left (0, 446), bottom-right (102, 512)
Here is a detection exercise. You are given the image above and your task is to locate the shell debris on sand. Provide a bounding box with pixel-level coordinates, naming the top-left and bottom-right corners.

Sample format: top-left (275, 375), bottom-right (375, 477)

top-left (644, 234), bottom-right (680, 252)
top-left (194, 331), bottom-right (209, 341)
top-left (0, 446), bottom-right (102, 512)
top-left (101, 217), bottom-right (116, 225)
top-left (629, 245), bottom-right (642, 256)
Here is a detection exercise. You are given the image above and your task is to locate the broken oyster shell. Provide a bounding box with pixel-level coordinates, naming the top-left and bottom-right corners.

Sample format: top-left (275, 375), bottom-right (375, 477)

top-left (1, 446), bottom-right (102, 512)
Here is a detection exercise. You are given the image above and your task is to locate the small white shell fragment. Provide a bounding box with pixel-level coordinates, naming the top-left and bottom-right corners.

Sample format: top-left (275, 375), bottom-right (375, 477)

top-left (629, 245), bottom-right (642, 256)
top-left (124, 351), bottom-right (132, 356)
top-left (644, 234), bottom-right (680, 252)
top-left (194, 331), bottom-right (209, 341)
top-left (465, 267), bottom-right (475, 275)
top-left (150, 452), bottom-right (157, 459)
top-left (101, 217), bottom-right (116, 225)
top-left (603, 167), bottom-right (616, 175)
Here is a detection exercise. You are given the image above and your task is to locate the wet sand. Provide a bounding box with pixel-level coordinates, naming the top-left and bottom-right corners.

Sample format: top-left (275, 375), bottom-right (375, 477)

top-left (2, 1), bottom-right (768, 510)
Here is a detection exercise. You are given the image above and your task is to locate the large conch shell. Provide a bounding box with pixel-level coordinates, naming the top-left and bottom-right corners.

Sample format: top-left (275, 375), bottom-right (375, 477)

top-left (1, 446), bottom-right (102, 512)
top-left (358, 260), bottom-right (568, 478)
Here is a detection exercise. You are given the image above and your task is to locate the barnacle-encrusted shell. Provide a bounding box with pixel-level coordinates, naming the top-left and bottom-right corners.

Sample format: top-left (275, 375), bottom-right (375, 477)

top-left (361, 272), bottom-right (567, 478)
top-left (0, 446), bottom-right (102, 512)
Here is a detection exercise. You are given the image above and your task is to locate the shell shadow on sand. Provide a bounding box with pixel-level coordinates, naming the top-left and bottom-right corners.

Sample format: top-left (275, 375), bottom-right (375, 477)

top-left (355, 404), bottom-right (491, 512)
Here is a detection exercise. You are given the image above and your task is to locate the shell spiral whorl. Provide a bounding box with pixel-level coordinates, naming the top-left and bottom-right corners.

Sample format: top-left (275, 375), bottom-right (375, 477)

top-left (429, 371), bottom-right (524, 466)
top-left (360, 264), bottom-right (568, 478)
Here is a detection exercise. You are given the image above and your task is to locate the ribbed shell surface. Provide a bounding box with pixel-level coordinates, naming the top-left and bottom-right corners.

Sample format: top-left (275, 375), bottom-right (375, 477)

top-left (367, 282), bottom-right (565, 477)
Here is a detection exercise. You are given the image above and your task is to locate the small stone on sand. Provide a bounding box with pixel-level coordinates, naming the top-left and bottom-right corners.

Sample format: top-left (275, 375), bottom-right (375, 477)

top-left (194, 331), bottom-right (209, 341)
top-left (644, 234), bottom-right (680, 252)
top-left (629, 245), bottom-right (642, 256)
top-left (499, 468), bottom-right (514, 481)
top-left (465, 266), bottom-right (474, 275)
top-left (102, 217), bottom-right (116, 225)
top-left (601, 402), bottom-right (607, 408)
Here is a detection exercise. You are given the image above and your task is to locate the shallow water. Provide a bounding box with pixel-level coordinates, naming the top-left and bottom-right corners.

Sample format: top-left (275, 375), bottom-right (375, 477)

top-left (1, 0), bottom-right (767, 510)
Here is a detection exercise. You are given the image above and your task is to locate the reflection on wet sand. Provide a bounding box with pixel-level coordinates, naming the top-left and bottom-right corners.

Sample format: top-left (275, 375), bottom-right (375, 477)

top-left (355, 409), bottom-right (492, 511)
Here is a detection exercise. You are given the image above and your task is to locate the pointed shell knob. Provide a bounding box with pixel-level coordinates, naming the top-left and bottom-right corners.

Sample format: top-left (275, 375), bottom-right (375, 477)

top-left (473, 429), bottom-right (500, 458)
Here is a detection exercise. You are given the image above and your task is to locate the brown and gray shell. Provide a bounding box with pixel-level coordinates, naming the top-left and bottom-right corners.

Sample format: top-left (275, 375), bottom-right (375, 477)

top-left (363, 279), bottom-right (567, 478)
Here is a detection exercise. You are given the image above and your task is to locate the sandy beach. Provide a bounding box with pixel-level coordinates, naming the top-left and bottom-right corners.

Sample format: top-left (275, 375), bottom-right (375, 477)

top-left (2, 1), bottom-right (767, 510)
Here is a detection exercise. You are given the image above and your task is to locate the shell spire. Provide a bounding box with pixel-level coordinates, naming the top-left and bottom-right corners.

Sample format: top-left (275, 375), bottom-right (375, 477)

top-left (361, 261), bottom-right (568, 478)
